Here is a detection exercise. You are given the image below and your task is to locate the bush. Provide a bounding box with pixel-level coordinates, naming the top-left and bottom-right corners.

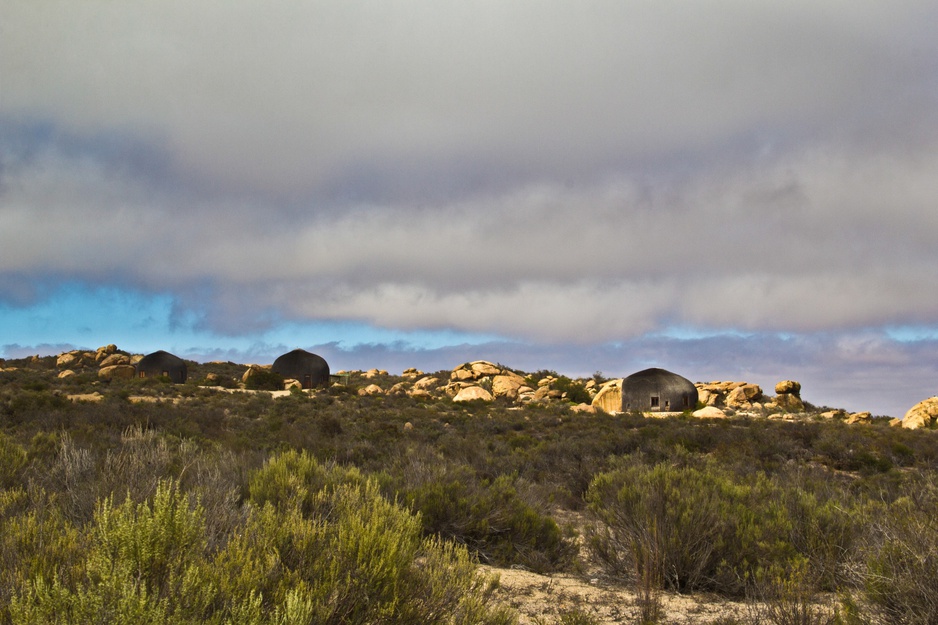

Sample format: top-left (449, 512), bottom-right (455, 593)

top-left (586, 458), bottom-right (857, 596)
top-left (8, 462), bottom-right (517, 625)
top-left (396, 460), bottom-right (575, 573)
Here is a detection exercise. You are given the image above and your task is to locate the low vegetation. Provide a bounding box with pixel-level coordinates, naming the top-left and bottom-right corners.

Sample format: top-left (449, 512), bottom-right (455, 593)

top-left (2, 355), bottom-right (938, 623)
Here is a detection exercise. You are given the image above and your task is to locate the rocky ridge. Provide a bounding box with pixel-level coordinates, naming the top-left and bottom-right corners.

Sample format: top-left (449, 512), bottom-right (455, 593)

top-left (4, 346), bottom-right (934, 427)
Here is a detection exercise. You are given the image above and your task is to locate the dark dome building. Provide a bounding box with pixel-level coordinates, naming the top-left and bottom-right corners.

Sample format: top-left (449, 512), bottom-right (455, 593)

top-left (621, 367), bottom-right (697, 413)
top-left (271, 349), bottom-right (330, 389)
top-left (136, 350), bottom-right (188, 384)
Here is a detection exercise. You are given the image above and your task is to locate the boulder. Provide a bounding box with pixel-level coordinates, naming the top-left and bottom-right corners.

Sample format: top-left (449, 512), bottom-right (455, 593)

top-left (453, 386), bottom-right (494, 402)
top-left (775, 380), bottom-right (802, 397)
top-left (725, 384), bottom-right (762, 409)
top-left (409, 388), bottom-right (433, 399)
top-left (413, 376), bottom-right (440, 391)
top-left (693, 406), bottom-right (727, 419)
top-left (492, 373), bottom-right (525, 399)
top-left (451, 368), bottom-right (476, 382)
top-left (846, 412), bottom-right (872, 425)
top-left (820, 410), bottom-right (847, 419)
top-left (57, 352), bottom-right (82, 369)
top-left (284, 379), bottom-right (302, 390)
top-left (570, 403), bottom-right (596, 414)
top-left (98, 364), bottom-right (136, 380)
top-left (697, 389), bottom-right (717, 406)
top-left (68, 392), bottom-right (105, 402)
top-left (591, 380), bottom-right (623, 413)
top-left (902, 397), bottom-right (938, 430)
top-left (774, 393), bottom-right (805, 412)
top-left (99, 353), bottom-right (131, 368)
top-left (241, 364), bottom-right (269, 384)
top-left (95, 344), bottom-right (118, 362)
top-left (358, 384), bottom-right (384, 396)
top-left (58, 369), bottom-right (76, 378)
top-left (470, 361), bottom-right (502, 377)
top-left (387, 382), bottom-right (409, 396)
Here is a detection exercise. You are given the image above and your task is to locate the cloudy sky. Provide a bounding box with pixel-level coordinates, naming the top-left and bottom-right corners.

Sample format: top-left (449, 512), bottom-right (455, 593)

top-left (2, 1), bottom-right (937, 417)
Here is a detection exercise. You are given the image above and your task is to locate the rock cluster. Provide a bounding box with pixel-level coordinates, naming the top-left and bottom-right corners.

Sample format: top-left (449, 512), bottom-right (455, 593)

top-left (52, 344), bottom-right (137, 380)
top-left (902, 397), bottom-right (938, 430)
top-left (341, 361), bottom-right (592, 407)
top-left (694, 380), bottom-right (804, 414)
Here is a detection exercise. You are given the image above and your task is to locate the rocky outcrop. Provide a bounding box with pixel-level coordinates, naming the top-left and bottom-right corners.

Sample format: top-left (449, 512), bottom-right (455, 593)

top-left (693, 406), bottom-right (727, 419)
top-left (591, 379), bottom-right (623, 413)
top-left (241, 364), bottom-right (269, 384)
top-left (98, 364), bottom-right (136, 380)
top-left (775, 380), bottom-right (802, 396)
top-left (846, 412), bottom-right (872, 425)
top-left (902, 397), bottom-right (938, 430)
top-left (725, 384), bottom-right (763, 410)
top-left (492, 372), bottom-right (526, 400)
top-left (774, 392), bottom-right (805, 412)
top-left (453, 386), bottom-right (494, 402)
top-left (695, 381), bottom-right (762, 409)
top-left (358, 384), bottom-right (384, 396)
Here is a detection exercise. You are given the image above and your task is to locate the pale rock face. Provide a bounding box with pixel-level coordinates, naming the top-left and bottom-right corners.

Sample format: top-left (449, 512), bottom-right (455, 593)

top-left (775, 380), bottom-right (802, 397)
top-left (846, 412), bottom-right (872, 425)
top-left (453, 386), bottom-right (494, 402)
top-left (414, 376), bottom-right (440, 391)
top-left (98, 364), bottom-right (136, 380)
top-left (284, 379), bottom-right (302, 390)
top-left (902, 397), bottom-right (938, 430)
top-left (693, 406), bottom-right (727, 419)
top-left (241, 364), bottom-right (269, 383)
top-left (99, 353), bottom-right (131, 368)
top-left (774, 393), bottom-right (805, 412)
top-left (697, 389), bottom-right (716, 406)
top-left (451, 368), bottom-right (476, 382)
top-left (820, 410), bottom-right (847, 419)
top-left (470, 361), bottom-right (502, 377)
top-left (725, 384), bottom-right (763, 409)
top-left (58, 369), bottom-right (76, 378)
top-left (591, 380), bottom-right (623, 414)
top-left (387, 382), bottom-right (409, 395)
top-left (571, 403), bottom-right (596, 414)
top-left (57, 352), bottom-right (81, 368)
top-left (409, 389), bottom-right (433, 399)
top-left (358, 384), bottom-right (384, 396)
top-left (492, 373), bottom-right (525, 398)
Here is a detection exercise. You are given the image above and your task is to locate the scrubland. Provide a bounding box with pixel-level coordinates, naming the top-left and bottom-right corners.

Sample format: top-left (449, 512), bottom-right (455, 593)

top-left (2, 357), bottom-right (938, 624)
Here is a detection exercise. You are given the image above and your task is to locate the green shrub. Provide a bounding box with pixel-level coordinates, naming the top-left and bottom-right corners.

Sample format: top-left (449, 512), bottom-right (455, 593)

top-left (398, 462), bottom-right (574, 573)
top-left (244, 369), bottom-right (285, 391)
top-left (586, 458), bottom-right (857, 596)
top-left (863, 475), bottom-right (938, 624)
top-left (0, 433), bottom-right (26, 489)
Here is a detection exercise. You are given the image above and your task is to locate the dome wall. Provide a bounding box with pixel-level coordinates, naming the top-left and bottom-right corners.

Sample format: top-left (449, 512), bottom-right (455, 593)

top-left (136, 350), bottom-right (188, 384)
top-left (271, 349), bottom-right (330, 389)
top-left (621, 367), bottom-right (697, 413)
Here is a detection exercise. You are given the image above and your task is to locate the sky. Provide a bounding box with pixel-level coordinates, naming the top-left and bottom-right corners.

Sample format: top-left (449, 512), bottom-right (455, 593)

top-left (2, 1), bottom-right (937, 418)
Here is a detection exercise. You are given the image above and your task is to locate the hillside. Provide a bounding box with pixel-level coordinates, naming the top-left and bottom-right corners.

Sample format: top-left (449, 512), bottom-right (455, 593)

top-left (2, 348), bottom-right (938, 623)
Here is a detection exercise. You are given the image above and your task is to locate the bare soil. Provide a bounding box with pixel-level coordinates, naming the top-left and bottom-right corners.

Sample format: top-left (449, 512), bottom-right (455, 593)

top-left (485, 565), bottom-right (749, 624)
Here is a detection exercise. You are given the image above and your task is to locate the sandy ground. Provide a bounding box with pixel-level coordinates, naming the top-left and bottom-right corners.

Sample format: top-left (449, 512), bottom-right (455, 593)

top-left (484, 565), bottom-right (749, 624)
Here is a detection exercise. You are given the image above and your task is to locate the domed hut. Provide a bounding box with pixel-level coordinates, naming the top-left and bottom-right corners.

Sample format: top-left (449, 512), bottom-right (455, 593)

top-left (621, 367), bottom-right (697, 413)
top-left (271, 349), bottom-right (330, 389)
top-left (135, 350), bottom-right (188, 384)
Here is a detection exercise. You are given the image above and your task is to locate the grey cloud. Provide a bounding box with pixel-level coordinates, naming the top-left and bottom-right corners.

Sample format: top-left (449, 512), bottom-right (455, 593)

top-left (3, 1), bottom-right (937, 196)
